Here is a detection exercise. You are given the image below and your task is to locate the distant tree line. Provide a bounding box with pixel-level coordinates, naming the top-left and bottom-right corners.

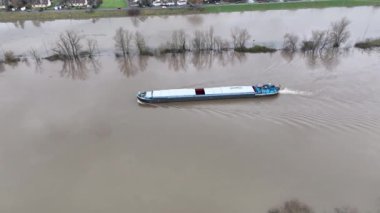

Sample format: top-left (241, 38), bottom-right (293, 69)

top-left (282, 18), bottom-right (351, 56)
top-left (1, 17), bottom-right (380, 70)
top-left (269, 199), bottom-right (361, 213)
top-left (113, 26), bottom-right (277, 57)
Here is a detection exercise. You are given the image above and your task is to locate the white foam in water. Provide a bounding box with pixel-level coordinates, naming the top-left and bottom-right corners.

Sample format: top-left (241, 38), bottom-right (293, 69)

top-left (279, 88), bottom-right (312, 96)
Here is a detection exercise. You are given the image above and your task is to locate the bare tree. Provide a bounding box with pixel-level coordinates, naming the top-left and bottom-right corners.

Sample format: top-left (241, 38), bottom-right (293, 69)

top-left (214, 36), bottom-right (229, 51)
top-left (86, 39), bottom-right (99, 58)
top-left (301, 30), bottom-right (328, 54)
top-left (231, 28), bottom-right (251, 49)
top-left (135, 31), bottom-right (146, 54)
top-left (311, 30), bottom-right (327, 54)
top-left (135, 31), bottom-right (152, 55)
top-left (29, 48), bottom-right (42, 64)
top-left (282, 33), bottom-right (299, 52)
top-left (191, 27), bottom-right (217, 52)
top-left (192, 30), bottom-right (207, 52)
top-left (163, 30), bottom-right (188, 53)
top-left (114, 27), bottom-right (133, 57)
top-left (319, 30), bottom-right (332, 54)
top-left (172, 30), bottom-right (187, 51)
top-left (53, 30), bottom-right (83, 60)
top-left (329, 17), bottom-right (350, 48)
top-left (205, 27), bottom-right (215, 50)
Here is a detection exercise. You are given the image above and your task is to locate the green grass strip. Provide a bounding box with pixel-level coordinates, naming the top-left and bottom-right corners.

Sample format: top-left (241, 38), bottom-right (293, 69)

top-left (355, 38), bottom-right (380, 49)
top-left (99, 0), bottom-right (127, 9)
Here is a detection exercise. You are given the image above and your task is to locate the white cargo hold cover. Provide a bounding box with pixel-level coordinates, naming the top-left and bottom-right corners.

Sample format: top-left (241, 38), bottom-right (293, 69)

top-left (151, 86), bottom-right (254, 98)
top-left (205, 86), bottom-right (254, 95)
top-left (153, 89), bottom-right (196, 97)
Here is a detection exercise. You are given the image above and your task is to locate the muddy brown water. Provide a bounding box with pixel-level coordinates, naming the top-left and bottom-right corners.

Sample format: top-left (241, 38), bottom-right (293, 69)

top-left (1, 7), bottom-right (380, 213)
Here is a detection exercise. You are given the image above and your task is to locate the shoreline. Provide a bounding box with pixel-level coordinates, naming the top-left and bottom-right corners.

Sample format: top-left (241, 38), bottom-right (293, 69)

top-left (0, 0), bottom-right (380, 22)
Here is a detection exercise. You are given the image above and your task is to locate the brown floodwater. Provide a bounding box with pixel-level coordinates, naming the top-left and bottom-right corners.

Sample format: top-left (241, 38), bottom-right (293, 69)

top-left (1, 7), bottom-right (380, 213)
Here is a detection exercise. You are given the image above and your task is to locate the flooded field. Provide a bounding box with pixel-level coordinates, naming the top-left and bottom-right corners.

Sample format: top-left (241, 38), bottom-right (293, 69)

top-left (1, 7), bottom-right (380, 213)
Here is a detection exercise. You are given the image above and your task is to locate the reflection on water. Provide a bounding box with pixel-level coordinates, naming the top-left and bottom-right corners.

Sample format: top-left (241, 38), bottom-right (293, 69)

top-left (157, 51), bottom-right (248, 72)
top-left (12, 20), bottom-right (26, 29)
top-left (59, 58), bottom-right (101, 80)
top-left (281, 51), bottom-right (296, 63)
top-left (0, 50), bottom-right (356, 77)
top-left (116, 55), bottom-right (139, 77)
top-left (91, 18), bottom-right (100, 24)
top-left (115, 51), bottom-right (250, 77)
top-left (280, 47), bottom-right (350, 70)
top-left (186, 15), bottom-right (204, 26)
top-left (300, 48), bottom-right (350, 70)
top-left (31, 20), bottom-right (45, 28)
top-left (131, 16), bottom-right (151, 27)
top-left (159, 53), bottom-right (188, 72)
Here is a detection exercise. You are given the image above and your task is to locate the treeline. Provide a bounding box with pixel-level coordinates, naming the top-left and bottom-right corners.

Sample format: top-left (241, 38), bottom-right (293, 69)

top-left (1, 17), bottom-right (380, 67)
top-left (268, 200), bottom-right (361, 213)
top-left (282, 18), bottom-right (351, 56)
top-left (113, 26), bottom-right (276, 57)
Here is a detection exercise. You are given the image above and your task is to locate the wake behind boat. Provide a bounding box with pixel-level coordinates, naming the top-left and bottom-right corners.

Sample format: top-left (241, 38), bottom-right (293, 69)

top-left (137, 83), bottom-right (280, 104)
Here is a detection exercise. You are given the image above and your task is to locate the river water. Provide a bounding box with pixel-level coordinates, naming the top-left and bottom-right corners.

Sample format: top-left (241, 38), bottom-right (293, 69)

top-left (1, 7), bottom-right (380, 213)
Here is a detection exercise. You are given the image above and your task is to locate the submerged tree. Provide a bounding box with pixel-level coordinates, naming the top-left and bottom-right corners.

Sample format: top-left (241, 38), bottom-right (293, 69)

top-left (231, 28), bottom-right (251, 49)
top-left (114, 27), bottom-right (133, 57)
top-left (213, 36), bottom-right (229, 51)
top-left (135, 31), bottom-right (153, 55)
top-left (191, 27), bottom-right (217, 52)
top-left (192, 30), bottom-right (207, 52)
top-left (329, 17), bottom-right (350, 48)
top-left (205, 27), bottom-right (215, 50)
top-left (171, 30), bottom-right (188, 52)
top-left (29, 48), bottom-right (42, 64)
top-left (86, 39), bottom-right (99, 58)
top-left (282, 33), bottom-right (299, 53)
top-left (161, 30), bottom-right (188, 53)
top-left (53, 30), bottom-right (83, 60)
top-left (301, 30), bottom-right (329, 55)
